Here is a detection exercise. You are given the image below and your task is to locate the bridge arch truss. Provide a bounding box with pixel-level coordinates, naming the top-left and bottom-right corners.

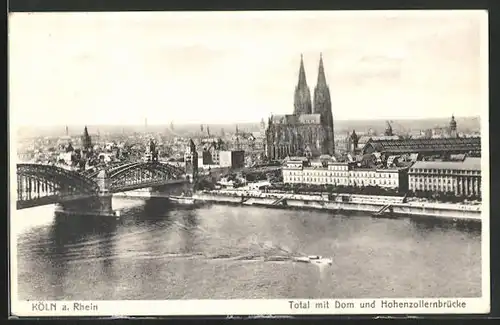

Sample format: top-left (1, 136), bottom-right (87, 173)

top-left (16, 164), bottom-right (100, 209)
top-left (105, 162), bottom-right (186, 192)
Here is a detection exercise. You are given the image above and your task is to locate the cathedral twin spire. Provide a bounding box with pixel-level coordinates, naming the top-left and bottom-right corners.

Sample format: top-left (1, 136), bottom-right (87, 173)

top-left (293, 53), bottom-right (330, 117)
top-left (313, 53), bottom-right (331, 118)
top-left (294, 54), bottom-right (312, 115)
top-left (293, 53), bottom-right (335, 155)
top-left (316, 53), bottom-right (328, 88)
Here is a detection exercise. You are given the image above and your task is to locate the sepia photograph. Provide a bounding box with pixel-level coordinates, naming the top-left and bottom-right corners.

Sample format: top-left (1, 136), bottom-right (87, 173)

top-left (9, 10), bottom-right (489, 316)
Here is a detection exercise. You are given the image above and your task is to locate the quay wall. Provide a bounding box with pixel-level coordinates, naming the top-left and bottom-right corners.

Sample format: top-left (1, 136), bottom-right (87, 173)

top-left (192, 192), bottom-right (481, 222)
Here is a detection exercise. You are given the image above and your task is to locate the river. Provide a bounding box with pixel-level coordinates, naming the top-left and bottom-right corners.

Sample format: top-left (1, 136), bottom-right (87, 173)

top-left (13, 197), bottom-right (481, 300)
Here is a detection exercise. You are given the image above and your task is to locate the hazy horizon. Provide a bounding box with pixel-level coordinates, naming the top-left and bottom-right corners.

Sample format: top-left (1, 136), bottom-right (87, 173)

top-left (15, 116), bottom-right (481, 140)
top-left (13, 114), bottom-right (481, 131)
top-left (9, 11), bottom-right (487, 127)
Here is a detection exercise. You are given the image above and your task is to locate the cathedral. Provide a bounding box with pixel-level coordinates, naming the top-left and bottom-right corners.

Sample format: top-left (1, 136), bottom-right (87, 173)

top-left (265, 54), bottom-right (335, 160)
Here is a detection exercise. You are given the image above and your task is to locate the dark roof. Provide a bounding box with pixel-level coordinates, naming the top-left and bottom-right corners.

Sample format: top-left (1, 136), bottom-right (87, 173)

top-left (363, 137), bottom-right (481, 154)
top-left (410, 157), bottom-right (481, 172)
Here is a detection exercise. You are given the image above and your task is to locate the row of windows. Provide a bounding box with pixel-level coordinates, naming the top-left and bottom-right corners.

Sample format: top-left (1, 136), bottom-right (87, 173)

top-left (284, 177), bottom-right (398, 187)
top-left (410, 184), bottom-right (456, 192)
top-left (286, 171), bottom-right (349, 177)
top-left (409, 176), bottom-right (480, 183)
top-left (410, 184), bottom-right (480, 190)
top-left (286, 171), bottom-right (398, 178)
top-left (410, 168), bottom-right (480, 175)
top-left (412, 178), bottom-right (454, 184)
top-left (302, 172), bottom-right (349, 177)
top-left (410, 181), bottom-right (481, 187)
top-left (328, 166), bottom-right (349, 171)
top-left (356, 180), bottom-right (397, 186)
top-left (410, 184), bottom-right (481, 194)
top-left (293, 177), bottom-right (349, 184)
top-left (351, 173), bottom-right (395, 178)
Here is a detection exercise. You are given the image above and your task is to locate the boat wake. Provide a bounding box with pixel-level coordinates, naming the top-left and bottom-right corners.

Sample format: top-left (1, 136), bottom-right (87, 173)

top-left (52, 226), bottom-right (333, 268)
top-left (64, 249), bottom-right (334, 268)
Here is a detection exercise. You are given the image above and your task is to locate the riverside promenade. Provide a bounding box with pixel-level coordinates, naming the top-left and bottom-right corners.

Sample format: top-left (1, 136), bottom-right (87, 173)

top-left (192, 189), bottom-right (482, 222)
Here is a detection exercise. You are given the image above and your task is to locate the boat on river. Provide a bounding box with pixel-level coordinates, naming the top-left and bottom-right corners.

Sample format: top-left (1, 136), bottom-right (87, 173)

top-left (169, 196), bottom-right (197, 206)
top-left (294, 255), bottom-right (333, 265)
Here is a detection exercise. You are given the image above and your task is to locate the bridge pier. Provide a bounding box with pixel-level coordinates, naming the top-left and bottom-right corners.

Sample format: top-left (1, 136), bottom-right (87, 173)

top-left (56, 194), bottom-right (113, 216)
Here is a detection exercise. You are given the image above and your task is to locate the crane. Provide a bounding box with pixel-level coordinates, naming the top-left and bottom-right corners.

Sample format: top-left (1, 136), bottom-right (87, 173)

top-left (388, 120), bottom-right (410, 138)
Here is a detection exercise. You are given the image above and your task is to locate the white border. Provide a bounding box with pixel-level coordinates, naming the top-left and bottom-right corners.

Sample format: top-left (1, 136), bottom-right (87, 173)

top-left (9, 10), bottom-right (490, 317)
top-left (10, 298), bottom-right (492, 316)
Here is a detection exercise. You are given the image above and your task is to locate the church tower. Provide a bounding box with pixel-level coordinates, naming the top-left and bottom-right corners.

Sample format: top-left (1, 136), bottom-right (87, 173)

top-left (81, 126), bottom-right (92, 153)
top-left (449, 115), bottom-right (458, 138)
top-left (313, 54), bottom-right (335, 155)
top-left (294, 54), bottom-right (312, 115)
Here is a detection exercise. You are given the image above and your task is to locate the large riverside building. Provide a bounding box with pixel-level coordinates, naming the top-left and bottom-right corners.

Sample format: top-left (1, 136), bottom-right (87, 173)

top-left (265, 54), bottom-right (335, 160)
top-left (408, 157), bottom-right (482, 198)
top-left (282, 159), bottom-right (409, 192)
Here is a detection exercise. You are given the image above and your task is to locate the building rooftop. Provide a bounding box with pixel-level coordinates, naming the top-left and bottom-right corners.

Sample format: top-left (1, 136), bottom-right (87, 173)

top-left (287, 156), bottom-right (309, 162)
top-left (328, 161), bottom-right (350, 165)
top-left (298, 114), bottom-right (321, 124)
top-left (271, 114), bottom-right (297, 124)
top-left (251, 131), bottom-right (265, 138)
top-left (410, 157), bottom-right (481, 171)
top-left (363, 137), bottom-right (481, 154)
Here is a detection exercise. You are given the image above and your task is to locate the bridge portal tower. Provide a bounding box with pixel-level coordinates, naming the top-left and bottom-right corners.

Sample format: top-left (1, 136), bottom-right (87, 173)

top-left (149, 139), bottom-right (159, 162)
top-left (96, 169), bottom-right (109, 193)
top-left (184, 139), bottom-right (198, 183)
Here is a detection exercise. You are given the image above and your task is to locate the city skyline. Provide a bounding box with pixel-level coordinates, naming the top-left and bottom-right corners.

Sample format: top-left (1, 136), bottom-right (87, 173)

top-left (9, 10), bottom-right (487, 127)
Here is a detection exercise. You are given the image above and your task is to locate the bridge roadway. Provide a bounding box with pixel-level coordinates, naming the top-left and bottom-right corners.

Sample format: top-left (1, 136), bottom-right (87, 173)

top-left (16, 161), bottom-right (190, 211)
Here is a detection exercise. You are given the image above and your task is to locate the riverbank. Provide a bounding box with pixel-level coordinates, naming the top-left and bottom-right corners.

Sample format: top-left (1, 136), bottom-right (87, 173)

top-left (192, 191), bottom-right (482, 222)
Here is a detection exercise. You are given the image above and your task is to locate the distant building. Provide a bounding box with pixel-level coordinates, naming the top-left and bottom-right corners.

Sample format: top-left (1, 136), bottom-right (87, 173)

top-left (98, 152), bottom-right (113, 163)
top-left (282, 159), bottom-right (409, 191)
top-left (408, 157), bottom-right (481, 198)
top-left (197, 138), bottom-right (225, 166)
top-left (345, 130), bottom-right (360, 155)
top-left (56, 152), bottom-right (73, 165)
top-left (198, 150), bottom-right (216, 165)
top-left (219, 150), bottom-right (245, 169)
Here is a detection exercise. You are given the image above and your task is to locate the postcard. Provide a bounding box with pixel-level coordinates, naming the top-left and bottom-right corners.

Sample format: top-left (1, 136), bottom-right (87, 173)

top-left (8, 10), bottom-right (489, 317)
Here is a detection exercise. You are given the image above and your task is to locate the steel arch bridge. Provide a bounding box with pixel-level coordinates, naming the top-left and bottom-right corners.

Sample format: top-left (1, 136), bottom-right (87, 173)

top-left (102, 161), bottom-right (186, 193)
top-left (16, 162), bottom-right (187, 209)
top-left (16, 163), bottom-right (100, 210)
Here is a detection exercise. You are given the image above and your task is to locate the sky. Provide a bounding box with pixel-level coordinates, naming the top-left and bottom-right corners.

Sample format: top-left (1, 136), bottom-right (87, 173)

top-left (9, 10), bottom-right (488, 127)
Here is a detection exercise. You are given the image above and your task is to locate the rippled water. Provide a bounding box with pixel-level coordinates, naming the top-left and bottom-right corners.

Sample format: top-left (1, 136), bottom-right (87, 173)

top-left (14, 197), bottom-right (481, 300)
